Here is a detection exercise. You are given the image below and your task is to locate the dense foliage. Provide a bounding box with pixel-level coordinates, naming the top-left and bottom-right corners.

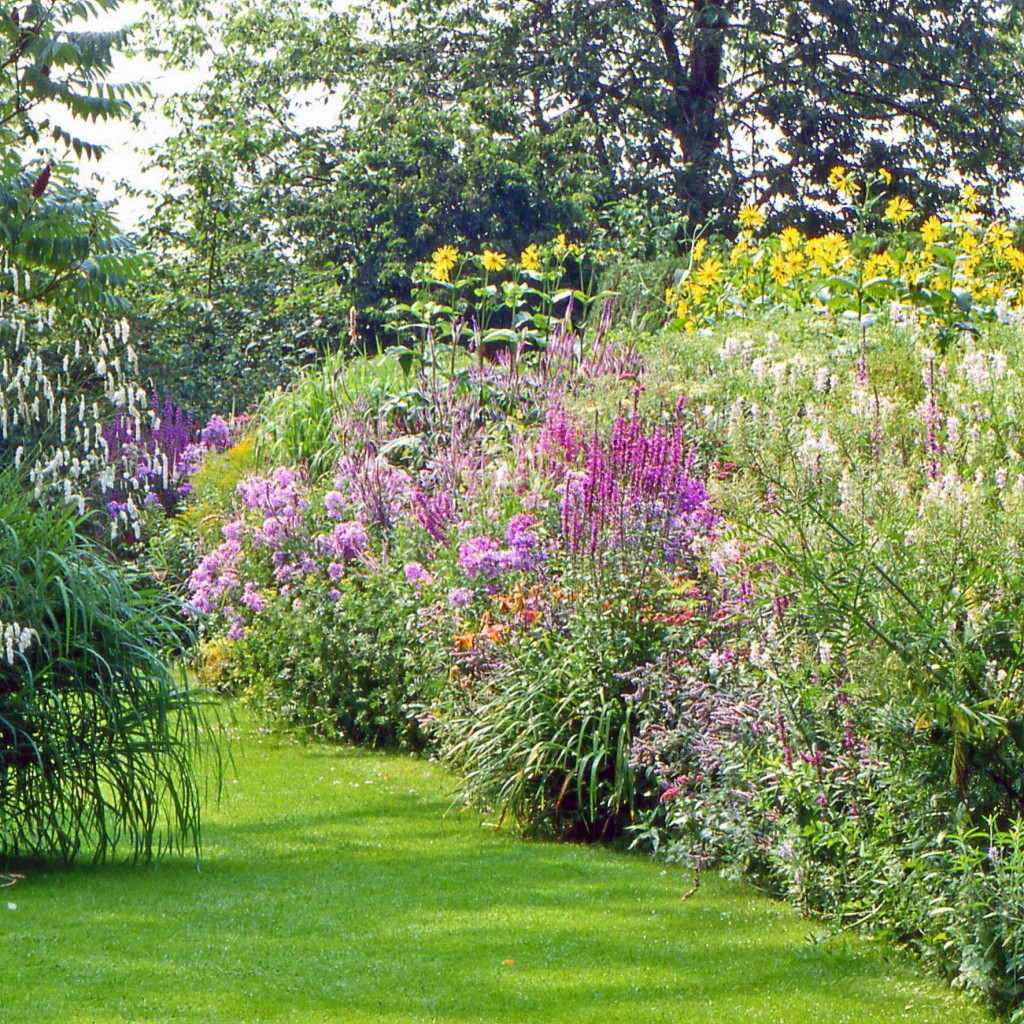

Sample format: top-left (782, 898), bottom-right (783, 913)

top-left (7, 0), bottom-right (1024, 1014)
top-left (0, 298), bottom-right (215, 862)
top-left (0, 0), bottom-right (214, 864)
top-left (1, 0), bottom-right (144, 315)
top-left (0, 478), bottom-right (202, 862)
top-left (127, 0), bottom-right (1024, 413)
top-left (172, 194), bottom-right (1024, 1013)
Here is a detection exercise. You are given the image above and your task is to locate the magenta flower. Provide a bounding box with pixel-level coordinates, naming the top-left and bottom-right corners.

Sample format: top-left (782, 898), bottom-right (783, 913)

top-left (405, 562), bottom-right (432, 586)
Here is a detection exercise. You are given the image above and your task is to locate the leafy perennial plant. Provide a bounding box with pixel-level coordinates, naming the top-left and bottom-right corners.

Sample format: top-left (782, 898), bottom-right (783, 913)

top-left (179, 200), bottom-right (1024, 1014)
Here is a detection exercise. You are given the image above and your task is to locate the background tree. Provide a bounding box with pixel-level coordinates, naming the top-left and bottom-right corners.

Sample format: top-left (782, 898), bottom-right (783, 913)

top-left (1, 0), bottom-right (144, 315)
top-left (132, 0), bottom-right (602, 409)
top-left (136, 0), bottom-right (1024, 409)
top-left (359, 0), bottom-right (1024, 227)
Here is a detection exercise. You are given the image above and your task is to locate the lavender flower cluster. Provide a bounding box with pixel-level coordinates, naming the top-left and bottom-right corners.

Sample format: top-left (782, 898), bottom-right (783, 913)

top-left (457, 514), bottom-right (543, 579)
top-left (187, 461), bottom-right (377, 636)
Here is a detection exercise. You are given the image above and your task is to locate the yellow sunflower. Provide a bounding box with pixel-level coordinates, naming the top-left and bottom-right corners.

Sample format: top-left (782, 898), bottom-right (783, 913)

top-left (737, 203), bottom-right (766, 231)
top-left (431, 245), bottom-right (458, 282)
top-left (884, 197), bottom-right (914, 225)
top-left (481, 249), bottom-right (508, 273)
top-left (920, 216), bottom-right (943, 246)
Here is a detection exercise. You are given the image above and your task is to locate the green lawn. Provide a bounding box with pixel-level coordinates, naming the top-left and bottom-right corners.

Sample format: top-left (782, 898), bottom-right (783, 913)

top-left (1, 717), bottom-right (994, 1024)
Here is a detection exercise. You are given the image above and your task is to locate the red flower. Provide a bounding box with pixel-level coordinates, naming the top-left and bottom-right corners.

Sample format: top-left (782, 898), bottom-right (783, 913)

top-left (31, 163), bottom-right (50, 198)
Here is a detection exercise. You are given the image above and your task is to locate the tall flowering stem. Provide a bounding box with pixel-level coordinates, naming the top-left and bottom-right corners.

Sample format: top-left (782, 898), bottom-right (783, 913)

top-left (540, 399), bottom-right (719, 607)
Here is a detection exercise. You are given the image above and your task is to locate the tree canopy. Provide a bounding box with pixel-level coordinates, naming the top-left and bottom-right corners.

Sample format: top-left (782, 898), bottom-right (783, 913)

top-left (1, 0), bottom-right (142, 314)
top-left (131, 0), bottom-right (1024, 406)
top-left (359, 0), bottom-right (1024, 226)
top-left (145, 0), bottom-right (1024, 225)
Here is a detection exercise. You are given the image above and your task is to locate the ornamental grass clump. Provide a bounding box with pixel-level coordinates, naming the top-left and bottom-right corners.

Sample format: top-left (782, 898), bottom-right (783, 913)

top-left (0, 287), bottom-right (215, 862)
top-left (0, 473), bottom-right (203, 863)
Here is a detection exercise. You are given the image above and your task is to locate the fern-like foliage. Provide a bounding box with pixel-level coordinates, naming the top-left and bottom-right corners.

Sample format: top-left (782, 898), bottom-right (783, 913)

top-left (1, 0), bottom-right (146, 313)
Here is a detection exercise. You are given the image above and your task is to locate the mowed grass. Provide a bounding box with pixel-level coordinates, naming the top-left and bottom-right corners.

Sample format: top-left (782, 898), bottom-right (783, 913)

top-left (1, 717), bottom-right (994, 1024)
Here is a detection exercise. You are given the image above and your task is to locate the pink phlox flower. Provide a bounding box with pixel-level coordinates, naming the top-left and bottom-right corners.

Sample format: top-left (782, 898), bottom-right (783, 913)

top-left (200, 415), bottom-right (231, 451)
top-left (324, 490), bottom-right (346, 519)
top-left (405, 562), bottom-right (433, 586)
top-left (187, 538), bottom-right (243, 614)
top-left (318, 520), bottom-right (369, 563)
top-left (241, 582), bottom-right (266, 613)
top-left (458, 536), bottom-right (500, 578)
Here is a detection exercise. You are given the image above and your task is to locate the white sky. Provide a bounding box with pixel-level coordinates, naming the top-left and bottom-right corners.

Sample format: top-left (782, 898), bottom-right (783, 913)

top-left (52, 2), bottom-right (186, 228)
top-left (64, 1), bottom-right (348, 229)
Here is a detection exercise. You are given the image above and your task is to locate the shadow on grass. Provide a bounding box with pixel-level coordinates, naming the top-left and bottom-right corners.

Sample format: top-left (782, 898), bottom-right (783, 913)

top-left (0, 727), bottom-right (993, 1024)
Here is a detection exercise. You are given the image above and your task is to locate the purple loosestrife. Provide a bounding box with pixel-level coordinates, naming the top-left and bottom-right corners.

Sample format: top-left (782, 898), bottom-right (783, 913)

top-left (547, 407), bottom-right (718, 564)
top-left (580, 299), bottom-right (643, 380)
top-left (103, 391), bottom-right (200, 512)
top-left (151, 396), bottom-right (196, 471)
top-left (539, 321), bottom-right (578, 388)
top-left (412, 486), bottom-right (458, 543)
top-left (537, 407), bottom-right (585, 483)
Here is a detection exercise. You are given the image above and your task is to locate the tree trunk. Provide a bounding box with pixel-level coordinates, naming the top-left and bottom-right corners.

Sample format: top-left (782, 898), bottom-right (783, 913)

top-left (650, 0), bottom-right (731, 215)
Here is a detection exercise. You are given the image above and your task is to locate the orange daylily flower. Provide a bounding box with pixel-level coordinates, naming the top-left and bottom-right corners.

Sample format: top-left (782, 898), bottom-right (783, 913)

top-left (481, 623), bottom-right (507, 643)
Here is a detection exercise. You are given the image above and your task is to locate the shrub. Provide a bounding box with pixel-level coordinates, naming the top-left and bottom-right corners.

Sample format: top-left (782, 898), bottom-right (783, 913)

top-left (222, 568), bottom-right (433, 748)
